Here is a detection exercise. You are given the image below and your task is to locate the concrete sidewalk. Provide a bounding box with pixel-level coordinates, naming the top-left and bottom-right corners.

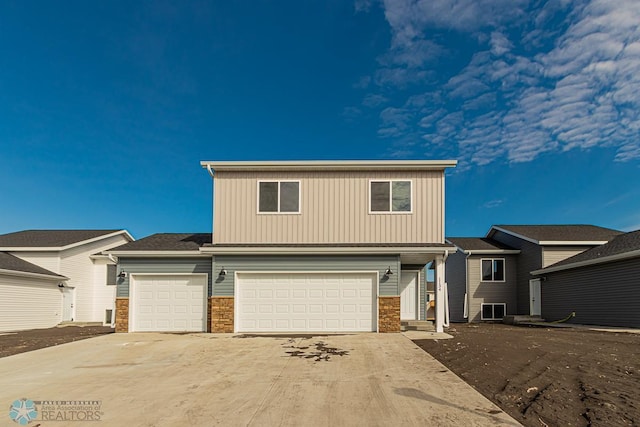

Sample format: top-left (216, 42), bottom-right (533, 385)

top-left (0, 333), bottom-right (519, 426)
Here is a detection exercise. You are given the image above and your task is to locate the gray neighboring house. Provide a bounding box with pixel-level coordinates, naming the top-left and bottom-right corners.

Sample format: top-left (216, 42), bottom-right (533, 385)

top-left (446, 225), bottom-right (622, 322)
top-left (107, 233), bottom-right (212, 333)
top-left (531, 229), bottom-right (640, 328)
top-left (445, 238), bottom-right (520, 322)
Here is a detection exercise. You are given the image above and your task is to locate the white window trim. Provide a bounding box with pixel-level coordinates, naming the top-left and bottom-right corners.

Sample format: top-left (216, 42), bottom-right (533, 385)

top-left (480, 258), bottom-right (506, 283)
top-left (368, 179), bottom-right (413, 214)
top-left (256, 180), bottom-right (301, 215)
top-left (480, 303), bottom-right (506, 320)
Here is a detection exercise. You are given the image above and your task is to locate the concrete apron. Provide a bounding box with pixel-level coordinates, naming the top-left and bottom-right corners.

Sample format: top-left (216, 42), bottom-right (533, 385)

top-left (0, 333), bottom-right (519, 426)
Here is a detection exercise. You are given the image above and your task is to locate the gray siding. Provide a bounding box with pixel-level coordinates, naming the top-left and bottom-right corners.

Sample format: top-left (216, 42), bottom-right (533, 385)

top-left (540, 257), bottom-right (640, 328)
top-left (117, 258), bottom-right (213, 297)
top-left (467, 255), bottom-right (518, 322)
top-left (491, 230), bottom-right (542, 314)
top-left (445, 250), bottom-right (467, 322)
top-left (212, 255), bottom-right (400, 297)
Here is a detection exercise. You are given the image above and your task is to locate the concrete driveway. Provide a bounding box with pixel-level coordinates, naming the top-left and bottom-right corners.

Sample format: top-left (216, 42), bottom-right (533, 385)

top-left (0, 333), bottom-right (518, 426)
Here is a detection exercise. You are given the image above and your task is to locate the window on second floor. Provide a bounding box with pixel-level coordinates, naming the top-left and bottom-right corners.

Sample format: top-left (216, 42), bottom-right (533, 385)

top-left (370, 180), bottom-right (412, 213)
top-left (258, 181), bottom-right (300, 214)
top-left (481, 258), bottom-right (505, 282)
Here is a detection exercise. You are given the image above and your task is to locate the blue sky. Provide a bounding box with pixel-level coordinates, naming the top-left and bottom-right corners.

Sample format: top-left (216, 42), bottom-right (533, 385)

top-left (0, 0), bottom-right (638, 239)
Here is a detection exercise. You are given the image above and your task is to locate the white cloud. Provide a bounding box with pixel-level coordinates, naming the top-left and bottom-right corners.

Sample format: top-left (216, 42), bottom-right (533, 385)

top-left (362, 93), bottom-right (389, 108)
top-left (364, 0), bottom-right (640, 164)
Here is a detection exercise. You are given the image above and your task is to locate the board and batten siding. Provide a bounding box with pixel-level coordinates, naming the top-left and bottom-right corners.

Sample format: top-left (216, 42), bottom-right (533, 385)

top-left (117, 258), bottom-right (213, 297)
top-left (542, 246), bottom-right (595, 268)
top-left (466, 255), bottom-right (518, 322)
top-left (212, 255), bottom-right (400, 297)
top-left (213, 170), bottom-right (444, 244)
top-left (540, 257), bottom-right (640, 328)
top-left (444, 250), bottom-right (467, 322)
top-left (0, 275), bottom-right (63, 332)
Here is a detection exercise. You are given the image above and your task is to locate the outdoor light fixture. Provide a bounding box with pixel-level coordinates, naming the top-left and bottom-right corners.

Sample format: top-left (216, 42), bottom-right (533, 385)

top-left (385, 266), bottom-right (393, 276)
top-left (219, 267), bottom-right (227, 276)
top-left (117, 271), bottom-right (127, 279)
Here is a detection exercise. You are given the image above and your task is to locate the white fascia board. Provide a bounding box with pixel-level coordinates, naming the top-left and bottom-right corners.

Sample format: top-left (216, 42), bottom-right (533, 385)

top-left (107, 251), bottom-right (210, 257)
top-left (531, 249), bottom-right (640, 275)
top-left (200, 160), bottom-right (458, 172)
top-left (0, 230), bottom-right (135, 252)
top-left (0, 268), bottom-right (68, 281)
top-left (464, 249), bottom-right (521, 255)
top-left (199, 246), bottom-right (456, 255)
top-left (538, 241), bottom-right (608, 246)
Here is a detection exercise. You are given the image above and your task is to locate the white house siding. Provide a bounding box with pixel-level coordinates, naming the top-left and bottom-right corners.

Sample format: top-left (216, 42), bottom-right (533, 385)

top-left (0, 274), bottom-right (63, 332)
top-left (59, 234), bottom-right (130, 322)
top-left (8, 252), bottom-right (60, 274)
top-left (92, 259), bottom-right (117, 324)
top-left (542, 246), bottom-right (595, 268)
top-left (213, 170), bottom-right (445, 245)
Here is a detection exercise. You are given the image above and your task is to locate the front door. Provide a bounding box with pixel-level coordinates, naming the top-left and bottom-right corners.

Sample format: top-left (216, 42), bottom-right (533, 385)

top-left (61, 287), bottom-right (74, 321)
top-left (529, 279), bottom-right (541, 316)
top-left (400, 271), bottom-right (418, 320)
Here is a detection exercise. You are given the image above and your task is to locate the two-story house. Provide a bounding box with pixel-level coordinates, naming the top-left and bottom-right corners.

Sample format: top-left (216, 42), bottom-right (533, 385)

top-left (446, 225), bottom-right (622, 323)
top-left (109, 160), bottom-right (457, 334)
top-left (0, 229), bottom-right (134, 331)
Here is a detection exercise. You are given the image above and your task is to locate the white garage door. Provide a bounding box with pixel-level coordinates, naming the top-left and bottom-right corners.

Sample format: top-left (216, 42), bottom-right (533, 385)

top-left (236, 272), bottom-right (377, 332)
top-left (132, 275), bottom-right (206, 332)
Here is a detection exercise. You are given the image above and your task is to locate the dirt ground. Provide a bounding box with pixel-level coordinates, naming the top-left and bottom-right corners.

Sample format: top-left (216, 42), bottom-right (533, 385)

top-left (0, 326), bottom-right (114, 358)
top-left (414, 323), bottom-right (640, 427)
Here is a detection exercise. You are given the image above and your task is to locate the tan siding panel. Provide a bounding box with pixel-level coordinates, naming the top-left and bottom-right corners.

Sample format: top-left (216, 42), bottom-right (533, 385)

top-left (542, 246), bottom-right (594, 268)
top-left (213, 170), bottom-right (444, 244)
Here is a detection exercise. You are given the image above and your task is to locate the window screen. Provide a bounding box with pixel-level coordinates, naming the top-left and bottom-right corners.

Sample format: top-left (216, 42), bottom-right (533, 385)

top-left (391, 181), bottom-right (411, 212)
top-left (280, 182), bottom-right (299, 212)
top-left (370, 181), bottom-right (390, 212)
top-left (259, 182), bottom-right (278, 212)
top-left (106, 265), bottom-right (117, 286)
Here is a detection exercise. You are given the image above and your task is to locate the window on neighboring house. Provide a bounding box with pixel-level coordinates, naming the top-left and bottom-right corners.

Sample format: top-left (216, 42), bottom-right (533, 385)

top-left (106, 265), bottom-right (117, 286)
top-left (481, 258), bottom-right (505, 281)
top-left (258, 181), bottom-right (300, 213)
top-left (481, 303), bottom-right (506, 320)
top-left (370, 180), bottom-right (412, 213)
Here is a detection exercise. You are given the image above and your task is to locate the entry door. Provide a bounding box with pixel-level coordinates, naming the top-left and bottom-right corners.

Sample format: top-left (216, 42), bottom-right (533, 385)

top-left (529, 279), bottom-right (541, 316)
top-left (400, 271), bottom-right (418, 320)
top-left (61, 288), bottom-right (74, 321)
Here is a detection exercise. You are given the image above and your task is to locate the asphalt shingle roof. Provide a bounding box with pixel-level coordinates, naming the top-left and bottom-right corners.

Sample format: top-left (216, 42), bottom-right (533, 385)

top-left (544, 229), bottom-right (640, 269)
top-left (492, 225), bottom-right (622, 242)
top-left (0, 252), bottom-right (66, 278)
top-left (110, 233), bottom-right (211, 251)
top-left (447, 237), bottom-right (517, 251)
top-left (0, 230), bottom-right (123, 248)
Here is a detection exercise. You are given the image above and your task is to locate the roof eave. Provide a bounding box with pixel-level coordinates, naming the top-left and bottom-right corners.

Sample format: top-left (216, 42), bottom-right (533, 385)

top-left (108, 251), bottom-right (209, 257)
top-left (199, 245), bottom-right (456, 255)
top-left (200, 160), bottom-right (458, 172)
top-left (0, 268), bottom-right (68, 281)
top-left (0, 230), bottom-right (134, 252)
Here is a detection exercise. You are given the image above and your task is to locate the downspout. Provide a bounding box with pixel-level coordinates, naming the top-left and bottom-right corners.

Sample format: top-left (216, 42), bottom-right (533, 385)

top-left (443, 249), bottom-right (450, 328)
top-left (206, 164), bottom-right (215, 244)
top-left (464, 251), bottom-right (471, 321)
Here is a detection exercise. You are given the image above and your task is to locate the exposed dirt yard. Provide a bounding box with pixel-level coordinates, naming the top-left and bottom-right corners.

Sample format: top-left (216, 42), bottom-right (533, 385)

top-left (414, 323), bottom-right (640, 426)
top-left (0, 326), bottom-right (114, 358)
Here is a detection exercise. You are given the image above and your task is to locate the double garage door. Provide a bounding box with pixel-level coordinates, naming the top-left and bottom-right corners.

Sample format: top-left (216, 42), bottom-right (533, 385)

top-left (236, 272), bottom-right (377, 332)
top-left (132, 275), bottom-right (206, 332)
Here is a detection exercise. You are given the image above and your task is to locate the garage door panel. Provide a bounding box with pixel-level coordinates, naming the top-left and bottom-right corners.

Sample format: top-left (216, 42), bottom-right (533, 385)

top-left (236, 272), bottom-right (376, 332)
top-left (133, 275), bottom-right (206, 332)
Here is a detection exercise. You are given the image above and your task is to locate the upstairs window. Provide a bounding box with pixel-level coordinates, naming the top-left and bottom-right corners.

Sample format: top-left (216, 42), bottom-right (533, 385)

top-left (370, 180), bottom-right (412, 213)
top-left (258, 181), bottom-right (300, 213)
top-left (481, 259), bottom-right (505, 282)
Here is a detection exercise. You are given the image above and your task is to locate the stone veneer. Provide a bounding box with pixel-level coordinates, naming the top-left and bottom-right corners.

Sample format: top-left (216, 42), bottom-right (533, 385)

top-left (378, 296), bottom-right (401, 332)
top-left (210, 296), bottom-right (234, 333)
top-left (115, 297), bottom-right (129, 333)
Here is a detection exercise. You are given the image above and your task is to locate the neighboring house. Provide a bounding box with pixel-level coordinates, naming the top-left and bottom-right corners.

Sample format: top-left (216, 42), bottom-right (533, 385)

top-left (109, 160), bottom-right (457, 334)
top-left (446, 238), bottom-right (521, 322)
top-left (0, 229), bottom-right (134, 329)
top-left (531, 229), bottom-right (640, 328)
top-left (0, 252), bottom-right (68, 332)
top-left (446, 225), bottom-right (622, 322)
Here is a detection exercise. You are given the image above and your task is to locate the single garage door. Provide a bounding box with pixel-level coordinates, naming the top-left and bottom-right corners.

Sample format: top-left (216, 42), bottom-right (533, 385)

top-left (132, 275), bottom-right (206, 332)
top-left (236, 272), bottom-right (377, 332)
